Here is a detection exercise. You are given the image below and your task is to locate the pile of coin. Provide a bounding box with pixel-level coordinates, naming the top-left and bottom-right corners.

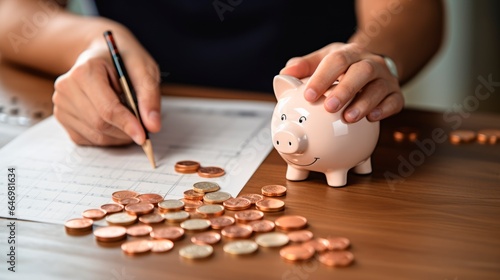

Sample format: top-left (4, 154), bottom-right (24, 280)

top-left (65, 181), bottom-right (354, 267)
top-left (449, 129), bottom-right (500, 145)
top-left (174, 160), bottom-right (225, 178)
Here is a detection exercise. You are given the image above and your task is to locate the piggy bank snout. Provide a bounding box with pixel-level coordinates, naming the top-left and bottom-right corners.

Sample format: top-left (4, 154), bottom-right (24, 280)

top-left (273, 127), bottom-right (307, 155)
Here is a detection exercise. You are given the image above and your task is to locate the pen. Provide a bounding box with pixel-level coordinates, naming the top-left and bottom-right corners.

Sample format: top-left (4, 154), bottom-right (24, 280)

top-left (103, 30), bottom-right (156, 169)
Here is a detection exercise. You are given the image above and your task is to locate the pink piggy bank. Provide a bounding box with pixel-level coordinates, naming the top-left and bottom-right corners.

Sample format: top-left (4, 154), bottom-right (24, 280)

top-left (271, 75), bottom-right (380, 187)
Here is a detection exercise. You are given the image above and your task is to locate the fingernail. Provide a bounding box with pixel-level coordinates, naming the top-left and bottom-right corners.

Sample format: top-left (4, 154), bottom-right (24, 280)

top-left (305, 88), bottom-right (318, 101)
top-left (346, 108), bottom-right (360, 122)
top-left (325, 97), bottom-right (341, 112)
top-left (149, 110), bottom-right (160, 124)
top-left (369, 108), bottom-right (382, 120)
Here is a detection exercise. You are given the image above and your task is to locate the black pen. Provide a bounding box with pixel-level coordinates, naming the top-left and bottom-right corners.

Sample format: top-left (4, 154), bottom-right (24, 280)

top-left (103, 30), bottom-right (156, 169)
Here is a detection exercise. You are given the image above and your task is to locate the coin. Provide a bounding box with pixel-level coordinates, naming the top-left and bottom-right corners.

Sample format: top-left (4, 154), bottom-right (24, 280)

top-left (138, 213), bottom-right (165, 224)
top-left (326, 237), bottom-right (351, 250)
top-left (261, 185), bottom-right (287, 197)
top-left (82, 209), bottom-right (107, 220)
top-left (209, 215), bottom-right (235, 229)
top-left (158, 199), bottom-right (185, 212)
top-left (137, 193), bottom-right (164, 205)
top-left (223, 240), bottom-right (258, 255)
top-left (125, 202), bottom-right (154, 216)
top-left (179, 244), bottom-right (213, 259)
top-left (150, 239), bottom-right (174, 253)
top-left (223, 197), bottom-right (251, 211)
top-left (196, 204), bottom-right (225, 218)
top-left (302, 237), bottom-right (329, 253)
top-left (150, 226), bottom-right (185, 241)
top-left (255, 198), bottom-right (285, 212)
top-left (64, 218), bottom-right (93, 234)
top-left (100, 203), bottom-right (124, 214)
top-left (197, 166), bottom-right (225, 178)
top-left (117, 197), bottom-right (141, 205)
top-left (191, 231), bottom-right (221, 245)
top-left (121, 240), bottom-right (153, 255)
top-left (193, 181), bottom-right (220, 193)
top-left (181, 199), bottom-right (203, 211)
top-left (126, 224), bottom-right (153, 237)
top-left (477, 129), bottom-right (500, 144)
top-left (93, 226), bottom-right (127, 242)
top-left (255, 232), bottom-right (289, 247)
top-left (234, 210), bottom-right (264, 223)
top-left (248, 219), bottom-right (275, 233)
top-left (287, 230), bottom-right (314, 243)
top-left (449, 130), bottom-right (476, 144)
top-left (238, 193), bottom-right (264, 205)
top-left (393, 127), bottom-right (418, 142)
top-left (163, 211), bottom-right (190, 223)
top-left (106, 212), bottom-right (137, 226)
top-left (275, 215), bottom-right (307, 231)
top-left (183, 190), bottom-right (204, 201)
top-left (175, 160), bottom-right (200, 174)
top-left (203, 191), bottom-right (232, 204)
top-left (318, 251), bottom-right (354, 267)
top-left (221, 224), bottom-right (253, 239)
top-left (279, 244), bottom-right (315, 261)
top-left (180, 219), bottom-right (211, 231)
top-left (189, 212), bottom-right (206, 219)
top-left (112, 190), bottom-right (139, 203)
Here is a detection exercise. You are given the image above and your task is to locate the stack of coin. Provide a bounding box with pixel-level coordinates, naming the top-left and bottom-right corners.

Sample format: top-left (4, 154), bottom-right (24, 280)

top-left (255, 198), bottom-right (285, 212)
top-left (174, 160), bottom-right (201, 173)
top-left (174, 160), bottom-right (226, 179)
top-left (64, 218), bottom-right (93, 235)
top-left (93, 226), bottom-right (127, 242)
top-left (449, 130), bottom-right (476, 145)
top-left (261, 185), bottom-right (287, 197)
top-left (393, 127), bottom-right (418, 142)
top-left (197, 166), bottom-right (225, 178)
top-left (477, 129), bottom-right (500, 144)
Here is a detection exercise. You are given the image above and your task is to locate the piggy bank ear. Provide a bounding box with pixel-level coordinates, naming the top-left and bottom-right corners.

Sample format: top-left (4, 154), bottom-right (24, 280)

top-left (273, 75), bottom-right (303, 100)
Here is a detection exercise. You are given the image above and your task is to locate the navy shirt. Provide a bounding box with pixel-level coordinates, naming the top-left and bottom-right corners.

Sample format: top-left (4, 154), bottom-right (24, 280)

top-left (95, 1), bottom-right (356, 93)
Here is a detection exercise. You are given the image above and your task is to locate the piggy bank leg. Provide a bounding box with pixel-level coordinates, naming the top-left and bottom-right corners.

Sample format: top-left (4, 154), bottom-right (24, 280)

top-left (286, 165), bottom-right (309, 181)
top-left (325, 169), bottom-right (348, 187)
top-left (353, 158), bottom-right (372, 175)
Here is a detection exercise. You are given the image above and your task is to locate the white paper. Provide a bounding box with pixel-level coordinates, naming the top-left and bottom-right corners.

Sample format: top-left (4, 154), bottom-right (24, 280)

top-left (0, 97), bottom-right (275, 224)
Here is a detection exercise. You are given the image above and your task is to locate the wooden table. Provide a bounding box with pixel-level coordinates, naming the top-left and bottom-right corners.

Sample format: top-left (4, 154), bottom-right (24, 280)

top-left (1, 62), bottom-right (500, 280)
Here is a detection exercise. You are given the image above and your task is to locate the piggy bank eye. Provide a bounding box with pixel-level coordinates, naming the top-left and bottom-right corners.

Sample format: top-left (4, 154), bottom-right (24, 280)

top-left (299, 116), bottom-right (307, 123)
top-left (281, 114), bottom-right (287, 121)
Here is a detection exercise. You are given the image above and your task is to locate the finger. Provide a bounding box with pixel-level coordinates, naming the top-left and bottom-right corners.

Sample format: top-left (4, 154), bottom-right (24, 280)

top-left (279, 44), bottom-right (341, 78)
top-left (342, 78), bottom-right (390, 123)
top-left (367, 91), bottom-right (405, 122)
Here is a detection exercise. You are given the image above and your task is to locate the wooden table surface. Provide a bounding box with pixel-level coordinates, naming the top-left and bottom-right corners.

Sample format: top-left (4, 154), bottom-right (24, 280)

top-left (1, 62), bottom-right (500, 280)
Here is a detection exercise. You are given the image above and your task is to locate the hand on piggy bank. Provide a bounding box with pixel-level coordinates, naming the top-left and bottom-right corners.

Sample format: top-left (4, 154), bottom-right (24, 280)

top-left (271, 75), bottom-right (380, 187)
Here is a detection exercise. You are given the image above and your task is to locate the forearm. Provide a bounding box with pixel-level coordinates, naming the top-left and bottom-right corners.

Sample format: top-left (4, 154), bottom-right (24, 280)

top-left (350, 0), bottom-right (444, 84)
top-left (0, 0), bottom-right (128, 75)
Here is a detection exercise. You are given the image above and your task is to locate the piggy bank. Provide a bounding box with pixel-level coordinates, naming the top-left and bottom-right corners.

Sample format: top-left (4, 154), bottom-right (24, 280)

top-left (271, 75), bottom-right (379, 187)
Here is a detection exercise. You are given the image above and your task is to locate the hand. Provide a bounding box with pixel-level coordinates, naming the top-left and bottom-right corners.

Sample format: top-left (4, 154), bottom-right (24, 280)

top-left (280, 42), bottom-right (404, 123)
top-left (52, 31), bottom-right (161, 146)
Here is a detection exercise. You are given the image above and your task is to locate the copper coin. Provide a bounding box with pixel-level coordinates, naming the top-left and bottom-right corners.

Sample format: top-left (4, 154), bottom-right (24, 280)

top-left (393, 127), bottom-right (418, 142)
top-left (248, 220), bottom-right (275, 233)
top-left (163, 211), bottom-right (190, 223)
top-left (196, 204), bottom-right (225, 218)
top-left (158, 199), bottom-right (185, 212)
top-left (255, 198), bottom-right (285, 212)
top-left (287, 230), bottom-right (314, 243)
top-left (82, 209), bottom-right (107, 220)
top-left (106, 212), bottom-right (137, 226)
top-left (326, 237), bottom-right (351, 250)
top-left (223, 197), bottom-right (251, 211)
top-left (150, 239), bottom-right (174, 253)
top-left (189, 212), bottom-right (206, 219)
top-left (125, 202), bottom-right (154, 216)
top-left (64, 218), bottom-right (93, 233)
top-left (193, 181), bottom-right (220, 193)
top-left (183, 190), bottom-right (204, 201)
top-left (197, 166), bottom-right (225, 178)
top-left (93, 226), bottom-right (127, 242)
top-left (303, 237), bottom-right (329, 253)
top-left (138, 213), bottom-right (165, 224)
top-left (239, 193), bottom-right (264, 205)
top-left (117, 197), bottom-right (141, 205)
top-left (181, 199), bottom-right (203, 211)
top-left (100, 203), bottom-right (124, 214)
top-left (121, 240), bottom-right (153, 255)
top-left (191, 231), bottom-right (222, 245)
top-left (261, 185), bottom-right (287, 197)
top-left (234, 210), bottom-right (264, 223)
top-left (203, 191), bottom-right (232, 204)
top-left (126, 224), bottom-right (153, 237)
top-left (275, 215), bottom-right (307, 231)
top-left (175, 160), bottom-right (200, 173)
top-left (150, 226), bottom-right (185, 241)
top-left (279, 244), bottom-right (315, 261)
top-left (209, 215), bottom-right (235, 229)
top-left (477, 129), bottom-right (500, 144)
top-left (221, 224), bottom-right (253, 239)
top-left (137, 193), bottom-right (164, 205)
top-left (180, 219), bottom-right (212, 231)
top-left (318, 251), bottom-right (355, 267)
top-left (449, 130), bottom-right (476, 144)
top-left (112, 190), bottom-right (139, 203)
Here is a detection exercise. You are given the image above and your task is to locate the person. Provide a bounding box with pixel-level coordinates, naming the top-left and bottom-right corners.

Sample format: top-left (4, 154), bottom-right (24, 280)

top-left (0, 0), bottom-right (443, 146)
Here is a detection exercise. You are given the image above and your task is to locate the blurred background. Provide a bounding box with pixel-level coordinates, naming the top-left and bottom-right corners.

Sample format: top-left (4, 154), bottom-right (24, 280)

top-left (64, 0), bottom-right (500, 114)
